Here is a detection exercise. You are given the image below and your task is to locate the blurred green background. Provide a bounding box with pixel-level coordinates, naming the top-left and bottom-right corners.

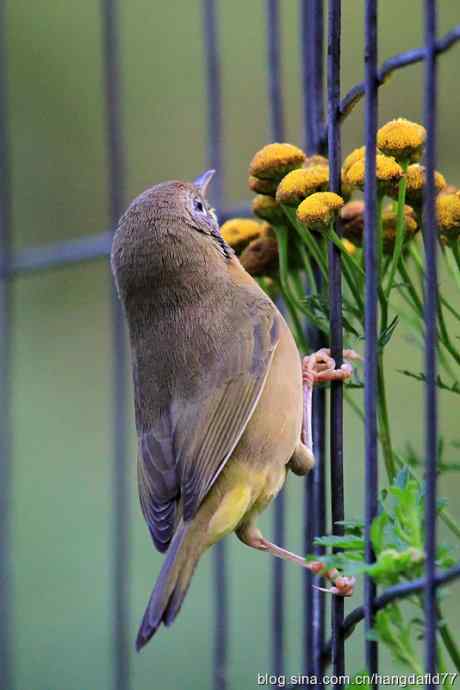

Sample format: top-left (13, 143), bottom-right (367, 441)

top-left (8, 1), bottom-right (460, 689)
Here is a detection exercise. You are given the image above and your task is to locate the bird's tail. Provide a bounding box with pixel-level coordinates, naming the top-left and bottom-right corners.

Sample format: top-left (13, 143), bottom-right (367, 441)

top-left (135, 521), bottom-right (205, 651)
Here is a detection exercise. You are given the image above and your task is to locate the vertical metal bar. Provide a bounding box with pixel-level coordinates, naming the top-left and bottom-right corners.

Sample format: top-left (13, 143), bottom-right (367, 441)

top-left (363, 0), bottom-right (379, 681)
top-left (267, 0), bottom-right (285, 142)
top-left (300, 0), bottom-right (315, 154)
top-left (301, 0), bottom-right (325, 155)
top-left (0, 0), bottom-right (13, 685)
top-left (300, 1), bottom-right (326, 679)
top-left (303, 468), bottom-right (315, 676)
top-left (327, 0), bottom-right (345, 676)
top-left (202, 3), bottom-right (227, 688)
top-left (312, 0), bottom-right (325, 155)
top-left (312, 386), bottom-right (326, 686)
top-left (423, 0), bottom-right (438, 682)
top-left (101, 2), bottom-right (130, 690)
top-left (203, 0), bottom-right (224, 210)
top-left (273, 471), bottom-right (286, 678)
top-left (266, 0), bottom-right (286, 677)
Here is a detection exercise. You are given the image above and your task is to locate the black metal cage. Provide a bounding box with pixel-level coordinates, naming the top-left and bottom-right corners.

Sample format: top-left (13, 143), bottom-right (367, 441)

top-left (1, 2), bottom-right (460, 690)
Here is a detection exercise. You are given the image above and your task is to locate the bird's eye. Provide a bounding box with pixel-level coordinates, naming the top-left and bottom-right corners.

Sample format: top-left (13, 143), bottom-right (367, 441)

top-left (193, 198), bottom-right (205, 213)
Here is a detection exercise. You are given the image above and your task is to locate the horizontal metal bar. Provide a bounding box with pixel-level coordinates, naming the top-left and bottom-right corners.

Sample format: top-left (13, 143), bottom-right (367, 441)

top-left (319, 24), bottom-right (460, 142)
top-left (10, 231), bottom-right (113, 275)
top-left (320, 561), bottom-right (460, 667)
top-left (6, 205), bottom-right (252, 277)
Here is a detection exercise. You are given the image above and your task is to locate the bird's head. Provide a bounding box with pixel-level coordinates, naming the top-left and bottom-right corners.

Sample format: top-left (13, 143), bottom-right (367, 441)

top-left (111, 170), bottom-right (231, 299)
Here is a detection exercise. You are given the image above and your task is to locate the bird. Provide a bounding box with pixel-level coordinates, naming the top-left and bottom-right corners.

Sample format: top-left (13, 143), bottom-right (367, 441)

top-left (110, 170), bottom-right (355, 652)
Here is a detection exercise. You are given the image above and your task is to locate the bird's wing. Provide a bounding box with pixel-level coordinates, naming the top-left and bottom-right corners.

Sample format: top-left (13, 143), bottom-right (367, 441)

top-left (138, 296), bottom-right (281, 552)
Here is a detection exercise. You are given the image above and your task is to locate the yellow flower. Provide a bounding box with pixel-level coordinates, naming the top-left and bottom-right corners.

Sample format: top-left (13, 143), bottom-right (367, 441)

top-left (377, 118), bottom-right (426, 163)
top-left (437, 191), bottom-right (460, 243)
top-left (342, 239), bottom-right (357, 256)
top-left (439, 184), bottom-right (459, 196)
top-left (240, 236), bottom-right (279, 277)
top-left (252, 194), bottom-right (285, 224)
top-left (381, 204), bottom-right (419, 254)
top-left (249, 143), bottom-right (306, 181)
top-left (405, 164), bottom-right (447, 206)
top-left (297, 192), bottom-right (344, 231)
top-left (220, 218), bottom-right (267, 252)
top-left (347, 154), bottom-right (403, 196)
top-left (276, 166), bottom-right (329, 206)
top-left (304, 154), bottom-right (329, 168)
top-left (342, 146), bottom-right (366, 184)
top-left (248, 175), bottom-right (278, 196)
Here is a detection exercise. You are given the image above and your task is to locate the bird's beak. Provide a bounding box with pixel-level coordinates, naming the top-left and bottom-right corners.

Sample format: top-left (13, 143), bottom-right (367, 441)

top-left (193, 169), bottom-right (215, 198)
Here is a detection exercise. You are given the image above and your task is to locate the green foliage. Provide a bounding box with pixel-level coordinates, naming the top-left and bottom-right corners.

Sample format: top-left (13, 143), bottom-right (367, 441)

top-left (307, 471), bottom-right (457, 670)
top-left (398, 369), bottom-right (460, 395)
top-left (369, 605), bottom-right (424, 674)
top-left (309, 470), bottom-right (455, 581)
top-left (248, 115), bottom-right (460, 676)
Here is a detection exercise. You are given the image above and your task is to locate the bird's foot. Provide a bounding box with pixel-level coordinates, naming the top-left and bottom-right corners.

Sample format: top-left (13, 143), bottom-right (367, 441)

top-left (302, 348), bottom-right (360, 389)
top-left (238, 525), bottom-right (355, 597)
top-left (237, 525), bottom-right (311, 567)
top-left (260, 542), bottom-right (355, 597)
top-left (308, 562), bottom-right (356, 597)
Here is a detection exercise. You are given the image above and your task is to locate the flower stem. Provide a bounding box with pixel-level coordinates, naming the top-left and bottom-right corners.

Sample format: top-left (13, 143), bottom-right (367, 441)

top-left (444, 245), bottom-right (460, 292)
top-left (451, 240), bottom-right (460, 275)
top-left (397, 260), bottom-right (424, 316)
top-left (438, 508), bottom-right (460, 541)
top-left (272, 226), bottom-right (308, 352)
top-left (385, 159), bottom-right (409, 299)
top-left (437, 604), bottom-right (460, 672)
top-left (377, 354), bottom-right (396, 482)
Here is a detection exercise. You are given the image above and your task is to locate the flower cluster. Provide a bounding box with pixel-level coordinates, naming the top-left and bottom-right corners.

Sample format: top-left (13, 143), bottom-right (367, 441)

top-left (221, 118), bottom-right (458, 282)
top-left (339, 118), bottom-right (452, 253)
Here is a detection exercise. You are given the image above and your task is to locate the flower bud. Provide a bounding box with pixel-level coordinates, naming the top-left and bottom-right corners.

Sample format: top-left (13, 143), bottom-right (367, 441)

top-left (342, 239), bottom-right (357, 256)
top-left (381, 204), bottom-right (418, 254)
top-left (342, 146), bottom-right (366, 185)
top-left (249, 143), bottom-right (306, 181)
top-left (248, 175), bottom-right (278, 196)
top-left (304, 154), bottom-right (329, 168)
top-left (252, 194), bottom-right (285, 224)
top-left (437, 191), bottom-right (460, 244)
top-left (239, 236), bottom-right (278, 277)
top-left (405, 164), bottom-right (446, 206)
top-left (377, 118), bottom-right (426, 163)
top-left (347, 154), bottom-right (403, 196)
top-left (340, 200), bottom-right (365, 245)
top-left (297, 192), bottom-right (344, 231)
top-left (276, 166), bottom-right (329, 206)
top-left (220, 218), bottom-right (267, 253)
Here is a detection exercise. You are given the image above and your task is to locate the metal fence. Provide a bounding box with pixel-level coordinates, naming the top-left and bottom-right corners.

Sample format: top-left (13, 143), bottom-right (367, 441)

top-left (1, 2), bottom-right (460, 690)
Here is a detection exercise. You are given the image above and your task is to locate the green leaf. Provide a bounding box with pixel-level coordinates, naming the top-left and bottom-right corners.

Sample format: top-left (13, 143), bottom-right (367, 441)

top-left (313, 534), bottom-right (365, 551)
top-left (378, 315), bottom-right (400, 349)
top-left (398, 369), bottom-right (460, 395)
top-left (370, 512), bottom-right (389, 554)
top-left (394, 466), bottom-right (410, 489)
top-left (436, 544), bottom-right (456, 569)
top-left (335, 519), bottom-right (365, 536)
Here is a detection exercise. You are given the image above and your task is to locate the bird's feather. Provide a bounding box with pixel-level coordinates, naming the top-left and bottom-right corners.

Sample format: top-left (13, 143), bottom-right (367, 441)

top-left (137, 293), bottom-right (281, 552)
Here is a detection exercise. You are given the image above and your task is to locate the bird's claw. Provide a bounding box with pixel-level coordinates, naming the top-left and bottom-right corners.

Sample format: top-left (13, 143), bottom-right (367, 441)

top-left (312, 576), bottom-right (355, 597)
top-left (307, 561), bottom-right (356, 597)
top-left (302, 348), bottom-right (361, 388)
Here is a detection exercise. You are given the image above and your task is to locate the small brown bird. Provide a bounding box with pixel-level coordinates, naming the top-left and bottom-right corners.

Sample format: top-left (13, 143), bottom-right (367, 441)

top-left (111, 171), bottom-right (354, 651)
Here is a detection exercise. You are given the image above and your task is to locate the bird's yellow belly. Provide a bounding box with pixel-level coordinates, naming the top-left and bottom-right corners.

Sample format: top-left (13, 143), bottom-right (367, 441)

top-left (206, 461), bottom-right (286, 543)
